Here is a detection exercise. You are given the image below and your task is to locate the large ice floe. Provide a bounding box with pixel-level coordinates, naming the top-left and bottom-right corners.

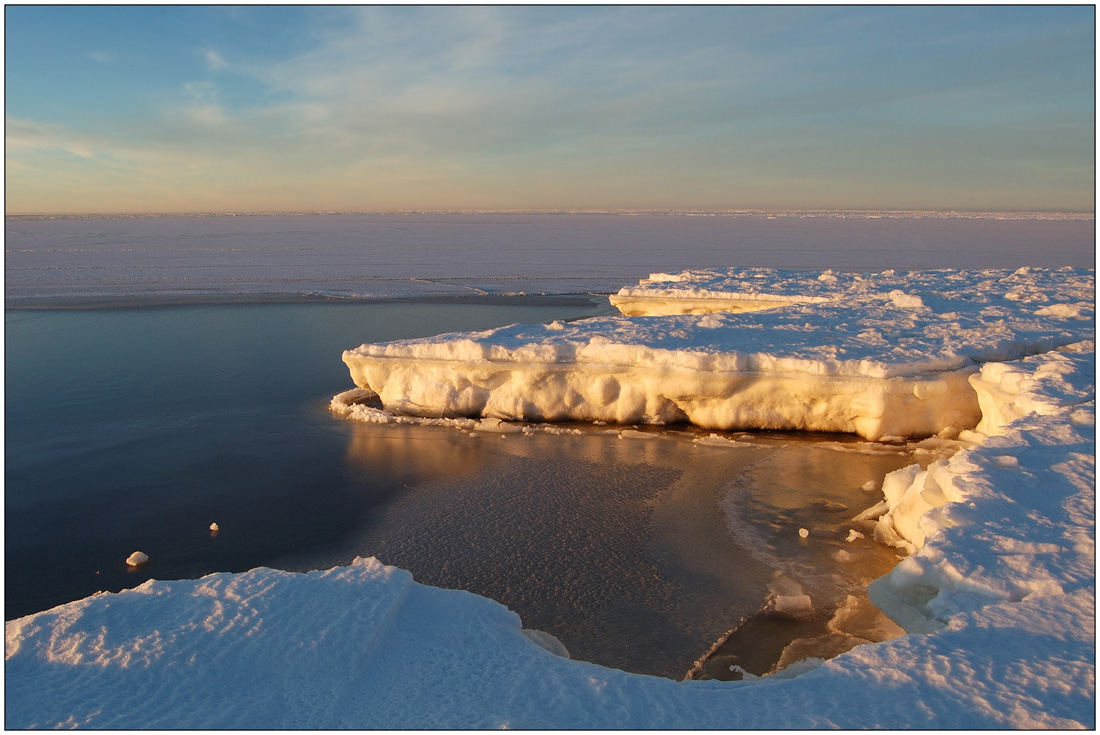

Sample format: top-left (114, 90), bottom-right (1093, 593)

top-left (6, 267), bottom-right (1095, 728)
top-left (344, 267), bottom-right (1092, 440)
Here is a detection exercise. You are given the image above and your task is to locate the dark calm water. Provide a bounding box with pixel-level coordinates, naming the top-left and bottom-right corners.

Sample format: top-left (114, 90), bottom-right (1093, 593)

top-left (6, 298), bottom-right (610, 613)
top-left (6, 298), bottom-right (915, 679)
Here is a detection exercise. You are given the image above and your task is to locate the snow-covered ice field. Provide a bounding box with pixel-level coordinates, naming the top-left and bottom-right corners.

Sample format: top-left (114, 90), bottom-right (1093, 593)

top-left (4, 213), bottom-right (1095, 728)
top-left (5, 211), bottom-right (1093, 305)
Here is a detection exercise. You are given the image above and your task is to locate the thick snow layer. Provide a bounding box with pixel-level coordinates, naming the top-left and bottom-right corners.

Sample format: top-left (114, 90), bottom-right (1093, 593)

top-left (866, 346), bottom-right (1094, 639)
top-left (969, 341), bottom-right (1096, 436)
top-left (344, 268), bottom-right (1093, 440)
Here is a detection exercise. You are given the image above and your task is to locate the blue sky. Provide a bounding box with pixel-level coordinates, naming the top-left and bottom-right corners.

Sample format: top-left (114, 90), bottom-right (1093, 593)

top-left (5, 5), bottom-right (1094, 213)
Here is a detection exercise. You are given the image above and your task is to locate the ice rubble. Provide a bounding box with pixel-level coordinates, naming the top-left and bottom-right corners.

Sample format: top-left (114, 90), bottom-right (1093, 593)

top-left (6, 267), bottom-right (1095, 728)
top-left (344, 267), bottom-right (1092, 440)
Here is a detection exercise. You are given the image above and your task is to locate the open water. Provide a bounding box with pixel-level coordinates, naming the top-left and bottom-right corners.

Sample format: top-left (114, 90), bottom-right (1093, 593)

top-left (6, 297), bottom-right (918, 679)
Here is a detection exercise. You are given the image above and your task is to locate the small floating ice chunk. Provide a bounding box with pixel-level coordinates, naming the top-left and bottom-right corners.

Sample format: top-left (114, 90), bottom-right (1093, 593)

top-left (209, 523), bottom-right (219, 531)
top-left (852, 499), bottom-right (890, 522)
top-left (125, 551), bottom-right (148, 567)
top-left (619, 429), bottom-right (654, 440)
top-left (846, 529), bottom-right (865, 543)
top-left (772, 594), bottom-right (813, 617)
top-left (798, 528), bottom-right (809, 539)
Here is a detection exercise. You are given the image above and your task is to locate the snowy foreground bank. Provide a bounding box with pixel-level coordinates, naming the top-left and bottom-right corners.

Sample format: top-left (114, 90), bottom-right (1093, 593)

top-left (6, 268), bottom-right (1095, 728)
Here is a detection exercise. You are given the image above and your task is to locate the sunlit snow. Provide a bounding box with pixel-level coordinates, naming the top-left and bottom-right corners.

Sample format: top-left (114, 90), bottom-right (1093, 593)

top-left (344, 268), bottom-right (1092, 440)
top-left (6, 266), bottom-right (1094, 729)
top-left (124, 551), bottom-right (148, 567)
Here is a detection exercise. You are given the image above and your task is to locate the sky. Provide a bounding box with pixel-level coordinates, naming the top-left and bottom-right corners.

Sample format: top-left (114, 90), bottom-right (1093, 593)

top-left (4, 5), bottom-right (1095, 214)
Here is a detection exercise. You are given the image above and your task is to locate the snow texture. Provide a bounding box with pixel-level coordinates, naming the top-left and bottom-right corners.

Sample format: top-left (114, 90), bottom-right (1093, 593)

top-left (344, 267), bottom-right (1092, 440)
top-left (6, 266), bottom-right (1095, 728)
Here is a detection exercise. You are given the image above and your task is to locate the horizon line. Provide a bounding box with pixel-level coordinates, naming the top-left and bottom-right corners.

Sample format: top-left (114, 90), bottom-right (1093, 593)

top-left (6, 208), bottom-right (1095, 219)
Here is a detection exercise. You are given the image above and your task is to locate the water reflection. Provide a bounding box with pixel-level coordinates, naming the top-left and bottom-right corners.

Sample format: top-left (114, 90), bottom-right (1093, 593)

top-left (343, 421), bottom-right (495, 487)
top-left (323, 417), bottom-right (920, 680)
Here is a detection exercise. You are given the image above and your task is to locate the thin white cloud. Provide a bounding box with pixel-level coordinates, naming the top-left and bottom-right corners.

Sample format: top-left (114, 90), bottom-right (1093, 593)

top-left (212, 7), bottom-right (751, 168)
top-left (6, 118), bottom-right (97, 158)
top-left (181, 81), bottom-right (227, 125)
top-left (5, 7), bottom-right (1093, 213)
top-left (204, 49), bottom-right (228, 71)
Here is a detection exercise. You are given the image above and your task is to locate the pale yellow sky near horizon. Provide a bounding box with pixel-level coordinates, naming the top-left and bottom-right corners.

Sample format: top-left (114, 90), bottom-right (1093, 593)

top-left (6, 6), bottom-right (1095, 215)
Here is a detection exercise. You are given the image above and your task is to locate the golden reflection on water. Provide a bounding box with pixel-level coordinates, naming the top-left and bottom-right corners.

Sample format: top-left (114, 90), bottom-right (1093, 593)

top-left (336, 418), bottom-right (922, 680)
top-left (343, 421), bottom-right (494, 486)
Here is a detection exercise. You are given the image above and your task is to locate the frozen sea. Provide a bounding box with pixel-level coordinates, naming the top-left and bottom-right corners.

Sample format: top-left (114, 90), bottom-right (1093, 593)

top-left (5, 211), bottom-right (1093, 305)
top-left (4, 212), bottom-right (1095, 726)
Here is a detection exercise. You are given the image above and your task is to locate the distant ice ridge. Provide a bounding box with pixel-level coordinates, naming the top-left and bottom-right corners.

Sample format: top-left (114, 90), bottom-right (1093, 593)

top-left (343, 267), bottom-right (1093, 440)
top-left (5, 343), bottom-right (1094, 727)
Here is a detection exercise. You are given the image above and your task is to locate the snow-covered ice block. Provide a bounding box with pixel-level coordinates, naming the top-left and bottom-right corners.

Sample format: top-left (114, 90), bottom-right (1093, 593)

top-left (609, 266), bottom-right (1095, 317)
top-left (868, 347), bottom-right (1094, 639)
top-left (609, 268), bottom-right (851, 315)
top-left (125, 551), bottom-right (148, 567)
top-left (343, 340), bottom-right (981, 441)
top-left (969, 341), bottom-right (1095, 436)
top-left (344, 268), bottom-right (1091, 440)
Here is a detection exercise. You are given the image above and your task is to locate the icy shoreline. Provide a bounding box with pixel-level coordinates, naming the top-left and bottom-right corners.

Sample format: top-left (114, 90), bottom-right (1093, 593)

top-left (6, 267), bottom-right (1095, 728)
